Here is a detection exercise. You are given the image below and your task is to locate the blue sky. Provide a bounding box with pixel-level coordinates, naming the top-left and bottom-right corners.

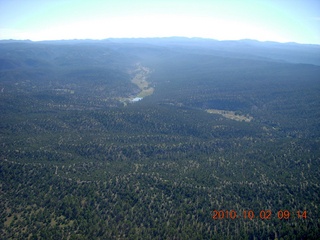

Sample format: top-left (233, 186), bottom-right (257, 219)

top-left (0, 0), bottom-right (319, 44)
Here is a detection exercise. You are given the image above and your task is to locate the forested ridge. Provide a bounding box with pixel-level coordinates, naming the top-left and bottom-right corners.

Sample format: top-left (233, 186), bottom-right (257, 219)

top-left (0, 38), bottom-right (320, 239)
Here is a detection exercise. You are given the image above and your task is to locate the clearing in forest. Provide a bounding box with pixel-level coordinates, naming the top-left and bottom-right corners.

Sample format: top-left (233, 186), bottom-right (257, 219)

top-left (206, 109), bottom-right (253, 122)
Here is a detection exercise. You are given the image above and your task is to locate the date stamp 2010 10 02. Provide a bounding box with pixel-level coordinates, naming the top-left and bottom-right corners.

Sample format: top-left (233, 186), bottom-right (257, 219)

top-left (212, 210), bottom-right (307, 220)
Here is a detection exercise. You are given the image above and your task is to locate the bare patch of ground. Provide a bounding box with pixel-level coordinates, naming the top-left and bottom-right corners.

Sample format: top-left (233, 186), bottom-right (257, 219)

top-left (206, 109), bottom-right (253, 122)
top-left (137, 87), bottom-right (154, 98)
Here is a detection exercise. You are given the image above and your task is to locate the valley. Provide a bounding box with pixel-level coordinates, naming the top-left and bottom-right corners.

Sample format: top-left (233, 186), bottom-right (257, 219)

top-left (130, 63), bottom-right (154, 98)
top-left (119, 62), bottom-right (154, 105)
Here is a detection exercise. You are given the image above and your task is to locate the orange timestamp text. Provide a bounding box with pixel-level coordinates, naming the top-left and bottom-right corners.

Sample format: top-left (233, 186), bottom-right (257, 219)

top-left (212, 210), bottom-right (307, 220)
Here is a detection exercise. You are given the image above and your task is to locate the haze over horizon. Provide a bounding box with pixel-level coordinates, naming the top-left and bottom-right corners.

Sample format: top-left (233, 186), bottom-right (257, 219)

top-left (1, 0), bottom-right (320, 45)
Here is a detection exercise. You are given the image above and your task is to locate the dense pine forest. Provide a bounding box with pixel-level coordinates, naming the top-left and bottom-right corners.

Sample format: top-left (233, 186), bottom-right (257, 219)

top-left (0, 38), bottom-right (320, 239)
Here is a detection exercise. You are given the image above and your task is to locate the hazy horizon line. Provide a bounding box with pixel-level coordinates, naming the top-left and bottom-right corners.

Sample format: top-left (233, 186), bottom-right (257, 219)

top-left (0, 36), bottom-right (319, 46)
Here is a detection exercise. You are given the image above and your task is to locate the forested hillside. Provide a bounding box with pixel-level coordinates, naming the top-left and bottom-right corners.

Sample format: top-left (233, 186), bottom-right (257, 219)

top-left (1, 38), bottom-right (320, 239)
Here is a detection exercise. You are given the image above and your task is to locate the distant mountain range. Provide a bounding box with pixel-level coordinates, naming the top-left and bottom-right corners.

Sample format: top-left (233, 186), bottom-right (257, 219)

top-left (2, 37), bottom-right (319, 65)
